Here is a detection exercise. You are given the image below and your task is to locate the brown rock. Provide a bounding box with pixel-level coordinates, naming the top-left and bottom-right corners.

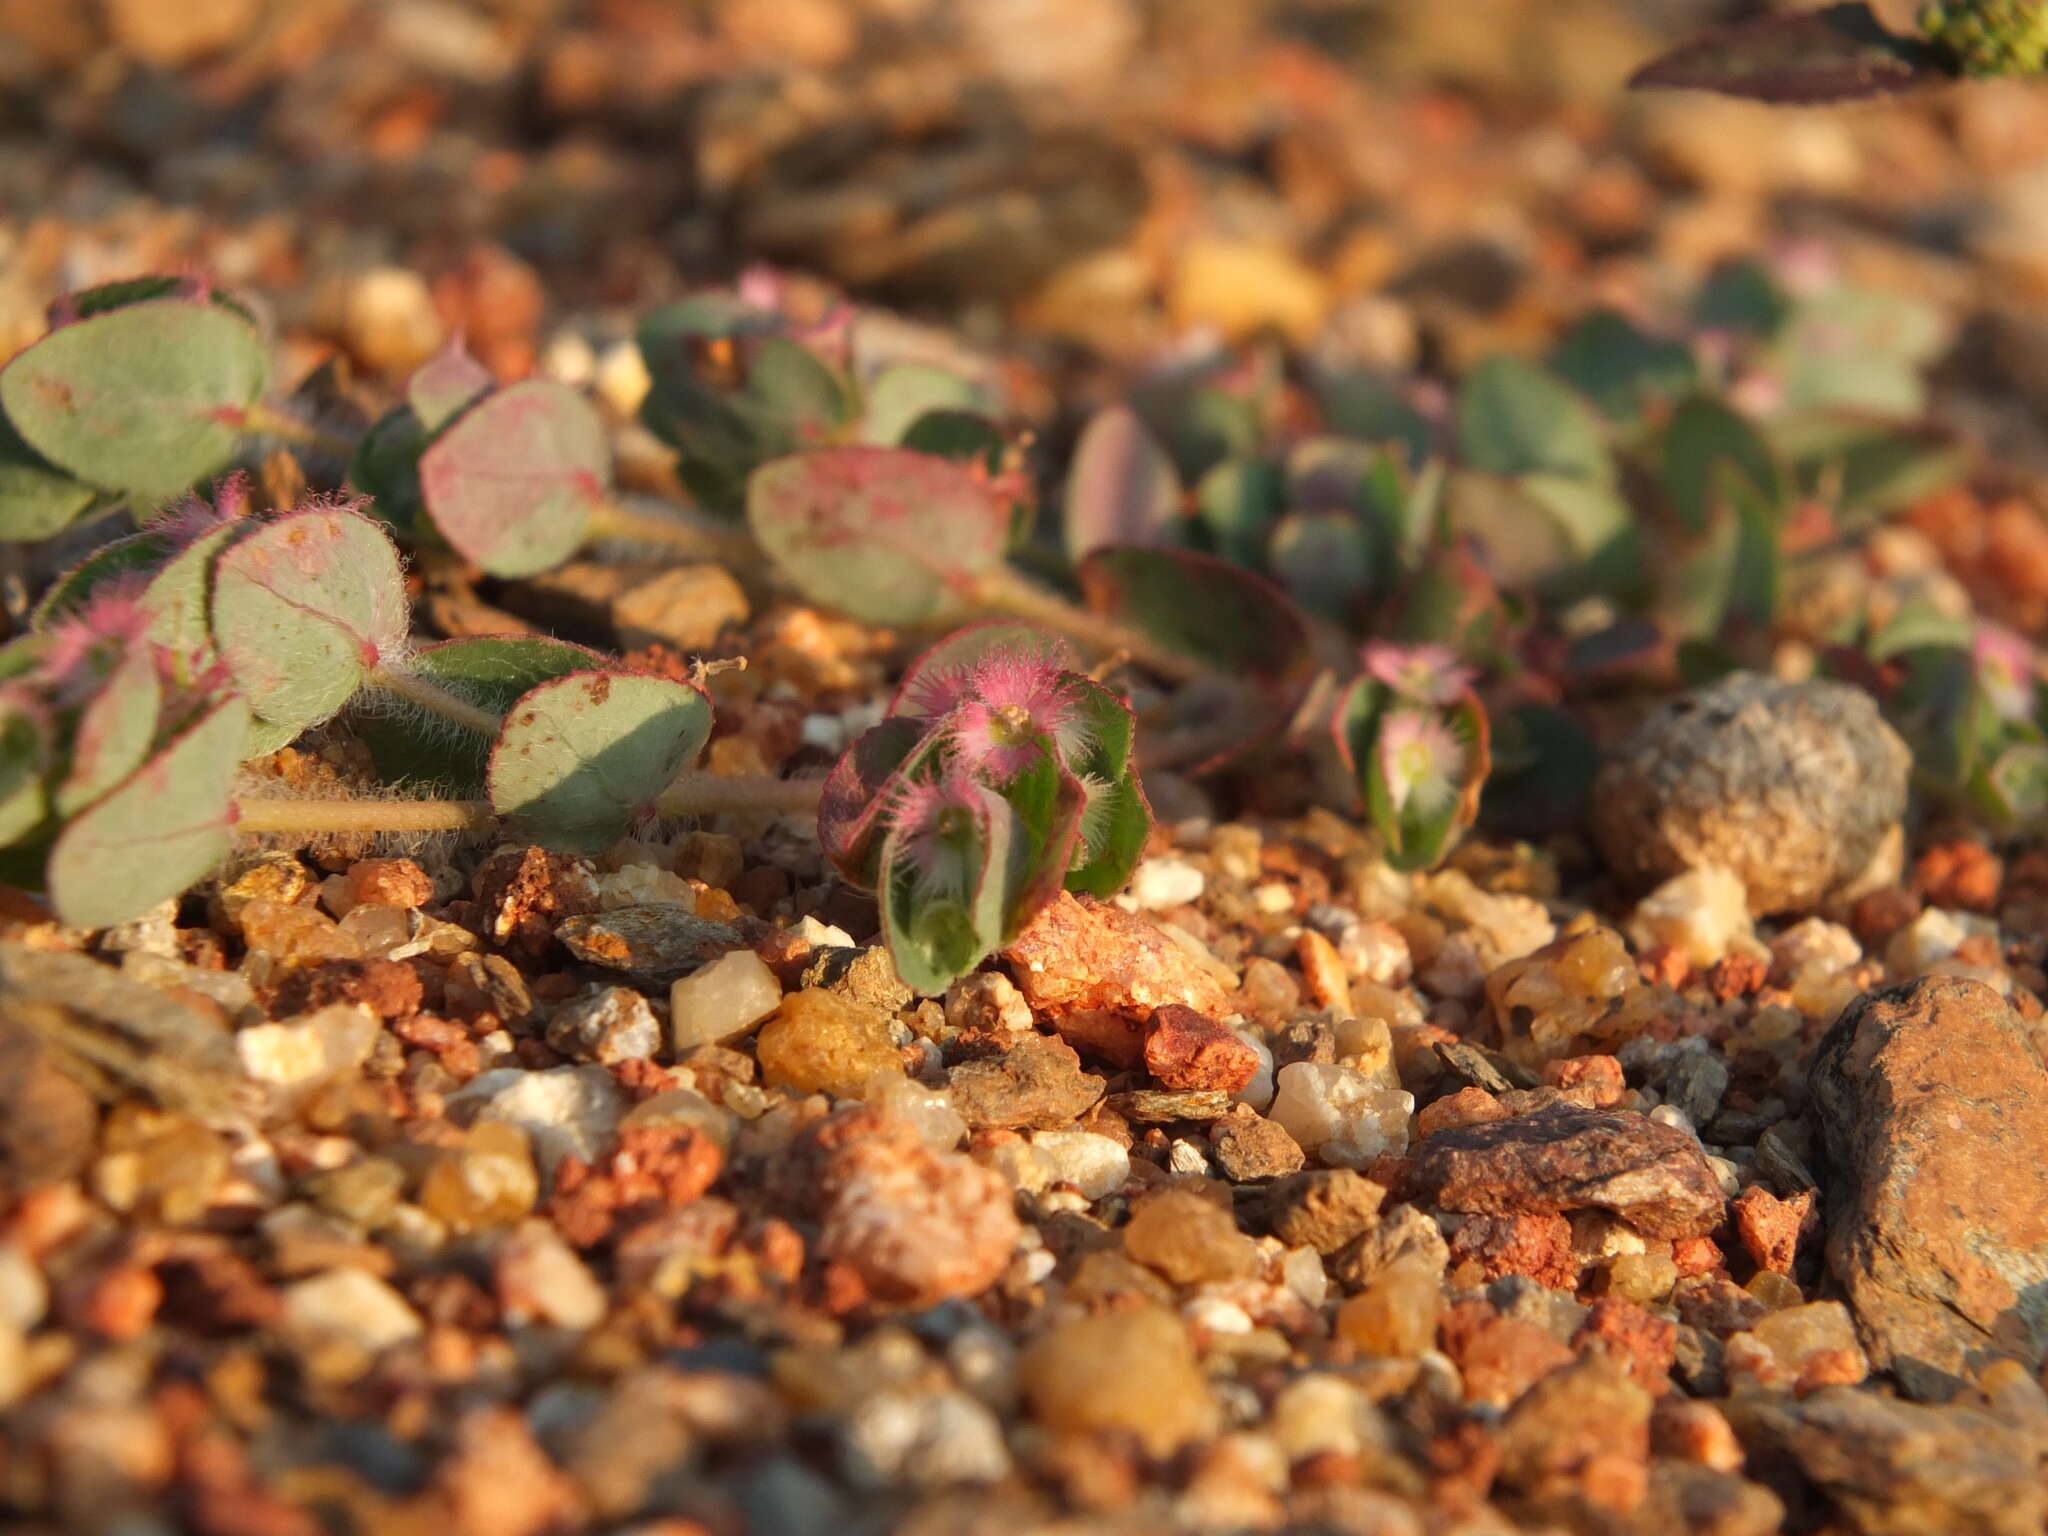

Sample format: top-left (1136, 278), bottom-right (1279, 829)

top-left (1002, 891), bottom-right (1231, 1020)
top-left (1143, 1005), bottom-right (1258, 1093)
top-left (1496, 1355), bottom-right (1652, 1510)
top-left (1810, 977), bottom-right (2048, 1396)
top-left (1019, 1305), bottom-right (1217, 1457)
top-left (1638, 1462), bottom-right (1784, 1536)
top-left (1574, 1297), bottom-right (1678, 1394)
top-left (1591, 672), bottom-right (1909, 914)
top-left (809, 1106), bottom-right (1020, 1307)
top-left (1439, 1300), bottom-right (1575, 1408)
top-left (1410, 1104), bottom-right (1726, 1239)
top-left (1731, 1185), bottom-right (1815, 1277)
top-left (1541, 1054), bottom-right (1627, 1106)
top-left (1048, 1007), bottom-right (1149, 1068)
top-left (1733, 1386), bottom-right (2048, 1536)
top-left (946, 1035), bottom-right (1105, 1130)
top-left (1254, 1169), bottom-right (1386, 1254)
top-left (1415, 1085), bottom-right (1510, 1140)
top-left (556, 907), bottom-right (742, 982)
top-left (1209, 1109), bottom-right (1305, 1182)
top-left (345, 858), bottom-right (435, 909)
top-left (1447, 1212), bottom-right (1577, 1289)
top-left (473, 846), bottom-right (600, 960)
top-left (611, 563), bottom-right (750, 653)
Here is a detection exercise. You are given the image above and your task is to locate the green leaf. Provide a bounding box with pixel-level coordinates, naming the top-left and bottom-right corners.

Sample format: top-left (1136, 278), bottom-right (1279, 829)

top-left (407, 342), bottom-right (495, 434)
top-left (1550, 310), bottom-right (1698, 425)
top-left (62, 276), bottom-right (256, 326)
top-left (1076, 545), bottom-right (1312, 684)
top-left (1456, 355), bottom-right (1612, 484)
top-left (140, 523), bottom-right (243, 665)
top-left (1060, 676), bottom-right (1150, 899)
top-left (357, 634), bottom-right (601, 793)
top-left (417, 380), bottom-right (606, 578)
top-left (0, 409), bottom-right (98, 541)
top-left (1269, 510), bottom-right (1378, 620)
top-left (862, 363), bottom-right (985, 447)
top-left (818, 717), bottom-right (938, 888)
top-left (34, 530), bottom-right (178, 630)
top-left (1064, 404), bottom-right (1183, 561)
top-left (1334, 681), bottom-right (1488, 871)
top-left (47, 694), bottom-right (250, 928)
top-left (1776, 415), bottom-right (1968, 522)
top-left (899, 409), bottom-right (1007, 470)
top-left (1868, 599), bottom-right (1973, 661)
top-left (0, 695), bottom-right (50, 847)
top-left (487, 670), bottom-right (713, 852)
top-left (54, 647), bottom-right (162, 819)
top-left (348, 406), bottom-right (434, 543)
top-left (747, 447), bottom-right (1011, 625)
top-left (1481, 704), bottom-right (1597, 838)
top-left (1694, 260), bottom-right (1792, 338)
top-left (1317, 372), bottom-right (1432, 468)
top-left (1775, 286), bottom-right (1949, 418)
top-left (1662, 396), bottom-right (1781, 535)
top-left (1977, 741), bottom-right (2048, 826)
top-left (210, 506), bottom-right (407, 735)
top-left (1192, 456), bottom-right (1284, 566)
top-left (0, 300), bottom-right (268, 499)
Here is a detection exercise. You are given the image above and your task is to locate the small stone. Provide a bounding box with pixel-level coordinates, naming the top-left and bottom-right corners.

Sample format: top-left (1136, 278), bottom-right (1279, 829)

top-left (0, 1244), bottom-right (47, 1332)
top-left (1485, 925), bottom-right (1641, 1069)
top-left (1209, 1111), bottom-right (1305, 1181)
top-left (1732, 1185), bottom-right (1815, 1277)
top-left (758, 989), bottom-right (905, 1098)
top-left (303, 1158), bottom-right (406, 1230)
top-left (809, 1106), bottom-right (1020, 1308)
top-left (1107, 1087), bottom-right (1234, 1122)
top-left (670, 948), bottom-right (783, 1049)
top-left (1496, 1355), bottom-right (1652, 1509)
top-left (864, 1076), bottom-right (966, 1151)
top-left (611, 564), bottom-right (750, 653)
top-left (495, 1219), bottom-right (607, 1330)
top-left (556, 905), bottom-right (741, 981)
top-left (1123, 1187), bottom-right (1260, 1284)
top-left (842, 1389), bottom-right (1012, 1488)
top-left (1627, 865), bottom-right (1756, 967)
top-left (283, 1268), bottom-right (423, 1354)
top-left (1730, 1301), bottom-right (1869, 1391)
top-left (1414, 1085), bottom-right (1510, 1140)
top-left (800, 946), bottom-right (914, 1014)
top-left (420, 1120), bottom-right (541, 1233)
top-left (1170, 237), bottom-right (1329, 343)
top-left (1002, 890), bottom-right (1232, 1020)
top-left (944, 972), bottom-right (1034, 1035)
top-left (1030, 1130), bottom-right (1129, 1199)
top-left (1574, 1296), bottom-right (1678, 1393)
top-left (346, 858), bottom-right (436, 910)
top-left (463, 1064), bottom-right (626, 1176)
top-left (1144, 1004), bottom-right (1260, 1093)
top-left (595, 862), bottom-right (695, 911)
top-left (93, 1106), bottom-right (228, 1225)
top-left (1048, 1007), bottom-right (1149, 1068)
top-left (1448, 1212), bottom-right (1578, 1290)
top-left (545, 986), bottom-right (662, 1064)
top-left (1019, 1305), bottom-right (1217, 1456)
top-left (1440, 1301), bottom-right (1575, 1408)
top-left (1411, 1104), bottom-right (1727, 1239)
top-left (946, 1035), bottom-right (1104, 1130)
top-left (335, 265), bottom-right (445, 375)
top-left (1335, 1255), bottom-right (1442, 1357)
top-left (1267, 1062), bottom-right (1414, 1168)
top-left (473, 846), bottom-right (601, 958)
top-left (1256, 1169), bottom-right (1386, 1254)
top-left (1124, 856), bottom-right (1206, 911)
top-left (1592, 671), bottom-right (1911, 915)
top-left (1810, 976), bottom-right (2048, 1396)
top-left (1664, 1048), bottom-right (1731, 1129)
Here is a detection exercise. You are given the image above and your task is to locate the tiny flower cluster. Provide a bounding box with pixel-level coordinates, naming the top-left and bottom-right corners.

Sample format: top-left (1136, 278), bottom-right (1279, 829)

top-left (1338, 641), bottom-right (1490, 871)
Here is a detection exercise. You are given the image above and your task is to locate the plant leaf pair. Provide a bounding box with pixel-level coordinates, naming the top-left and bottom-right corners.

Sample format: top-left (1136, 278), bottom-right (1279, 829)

top-left (1334, 662), bottom-right (1490, 872)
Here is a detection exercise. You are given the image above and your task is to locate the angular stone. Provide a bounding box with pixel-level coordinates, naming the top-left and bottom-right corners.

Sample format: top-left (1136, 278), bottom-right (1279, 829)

top-left (1209, 1110), bottom-right (1305, 1182)
top-left (1448, 1212), bottom-right (1577, 1290)
top-left (800, 946), bottom-right (914, 1014)
top-left (946, 1035), bottom-right (1104, 1130)
top-left (1810, 977), bottom-right (2048, 1396)
top-left (546, 985), bottom-right (662, 1065)
top-left (1496, 1355), bottom-right (1652, 1507)
top-left (1107, 1087), bottom-right (1233, 1122)
top-left (1019, 1306), bottom-right (1217, 1457)
top-left (1255, 1169), bottom-right (1386, 1254)
top-left (1123, 1187), bottom-right (1259, 1284)
top-left (1143, 1004), bottom-right (1259, 1093)
top-left (555, 906), bottom-right (741, 981)
top-left (669, 948), bottom-right (782, 1050)
top-left (757, 989), bottom-right (904, 1099)
top-left (1410, 1104), bottom-right (1725, 1239)
top-left (1002, 891), bottom-right (1231, 1019)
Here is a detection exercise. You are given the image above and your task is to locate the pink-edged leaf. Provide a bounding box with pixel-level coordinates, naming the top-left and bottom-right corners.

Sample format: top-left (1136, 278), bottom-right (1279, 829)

top-left (887, 621), bottom-right (1084, 720)
top-left (407, 338), bottom-right (495, 433)
top-left (747, 446), bottom-right (1010, 625)
top-left (418, 380), bottom-right (606, 578)
top-left (1064, 404), bottom-right (1182, 561)
top-left (1629, 5), bottom-right (1949, 102)
top-left (1076, 544), bottom-right (1312, 685)
top-left (818, 716), bottom-right (939, 887)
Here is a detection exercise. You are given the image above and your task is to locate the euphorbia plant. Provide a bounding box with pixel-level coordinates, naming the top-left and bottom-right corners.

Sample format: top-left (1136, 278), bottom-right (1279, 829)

top-left (818, 623), bottom-right (1150, 990)
top-left (1335, 643), bottom-right (1490, 871)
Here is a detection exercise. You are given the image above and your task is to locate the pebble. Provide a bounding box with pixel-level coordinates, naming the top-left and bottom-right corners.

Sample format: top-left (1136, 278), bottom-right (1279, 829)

top-left (421, 1120), bottom-right (540, 1233)
top-left (1002, 890), bottom-right (1232, 1020)
top-left (1122, 856), bottom-right (1206, 911)
top-left (235, 1003), bottom-right (380, 1093)
top-left (1592, 672), bottom-right (1910, 914)
top-left (758, 989), bottom-right (906, 1098)
top-left (842, 1389), bottom-right (1013, 1488)
top-left (495, 1219), bottom-right (607, 1330)
top-left (670, 948), bottom-right (783, 1050)
top-left (946, 1035), bottom-right (1105, 1129)
top-left (463, 1064), bottom-right (626, 1176)
top-left (556, 906), bottom-right (742, 981)
top-left (1018, 1305), bottom-right (1218, 1456)
top-left (1209, 1111), bottom-right (1305, 1181)
top-left (1267, 1062), bottom-right (1414, 1168)
top-left (1123, 1187), bottom-right (1260, 1284)
top-left (1029, 1130), bottom-right (1129, 1199)
top-left (282, 1268), bottom-right (422, 1354)
top-left (1626, 865), bottom-right (1755, 967)
top-left (545, 986), bottom-right (662, 1064)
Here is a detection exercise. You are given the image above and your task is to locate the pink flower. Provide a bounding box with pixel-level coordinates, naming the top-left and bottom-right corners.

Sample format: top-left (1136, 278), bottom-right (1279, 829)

top-left (1377, 708), bottom-right (1467, 821)
top-left (905, 642), bottom-right (1090, 782)
top-left (1361, 641), bottom-right (1475, 706)
top-left (1975, 622), bottom-right (2038, 723)
top-left (887, 773), bottom-right (994, 900)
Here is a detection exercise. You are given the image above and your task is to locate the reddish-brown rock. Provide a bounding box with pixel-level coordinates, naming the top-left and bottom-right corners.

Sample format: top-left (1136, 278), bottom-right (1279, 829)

top-left (1810, 977), bottom-right (2048, 1397)
top-left (946, 1034), bottom-right (1105, 1130)
top-left (1002, 891), bottom-right (1231, 1020)
top-left (1731, 1185), bottom-right (1816, 1277)
top-left (1439, 1300), bottom-right (1575, 1408)
top-left (1143, 1004), bottom-right (1259, 1093)
top-left (1410, 1104), bottom-right (1726, 1239)
top-left (1447, 1212), bottom-right (1577, 1289)
top-left (1574, 1297), bottom-right (1678, 1394)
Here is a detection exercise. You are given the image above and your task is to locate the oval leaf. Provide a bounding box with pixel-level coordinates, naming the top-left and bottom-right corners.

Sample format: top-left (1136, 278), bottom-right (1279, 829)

top-left (48, 694), bottom-right (250, 928)
top-left (418, 380), bottom-right (606, 578)
top-left (1456, 355), bottom-right (1612, 485)
top-left (487, 670), bottom-right (713, 852)
top-left (211, 505), bottom-right (408, 735)
top-left (0, 410), bottom-right (98, 540)
top-left (1076, 544), bottom-right (1312, 684)
top-left (0, 300), bottom-right (268, 498)
top-left (1629, 4), bottom-right (1949, 102)
top-left (748, 446), bottom-right (1010, 625)
top-left (1064, 405), bottom-right (1182, 561)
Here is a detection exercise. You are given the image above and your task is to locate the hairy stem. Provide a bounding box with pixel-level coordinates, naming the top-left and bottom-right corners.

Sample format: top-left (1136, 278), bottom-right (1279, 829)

top-left (586, 498), bottom-right (758, 566)
top-left (968, 566), bottom-right (1212, 686)
top-left (238, 403), bottom-right (362, 461)
top-left (233, 798), bottom-right (494, 834)
top-left (655, 769), bottom-right (823, 818)
top-left (366, 666), bottom-right (502, 738)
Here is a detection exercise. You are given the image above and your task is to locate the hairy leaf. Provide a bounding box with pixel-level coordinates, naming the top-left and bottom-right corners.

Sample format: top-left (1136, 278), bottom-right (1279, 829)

top-left (47, 694), bottom-right (250, 928)
top-left (210, 505), bottom-right (407, 735)
top-left (1064, 405), bottom-right (1182, 561)
top-left (418, 380), bottom-right (606, 577)
top-left (54, 646), bottom-right (163, 819)
top-left (1076, 544), bottom-right (1311, 684)
top-left (0, 695), bottom-right (50, 847)
top-left (488, 670), bottom-right (713, 852)
top-left (748, 446), bottom-right (1010, 624)
top-left (0, 299), bottom-right (268, 498)
top-left (407, 341), bottom-right (495, 434)
top-left (0, 410), bottom-right (98, 541)
top-left (862, 363), bottom-right (985, 447)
